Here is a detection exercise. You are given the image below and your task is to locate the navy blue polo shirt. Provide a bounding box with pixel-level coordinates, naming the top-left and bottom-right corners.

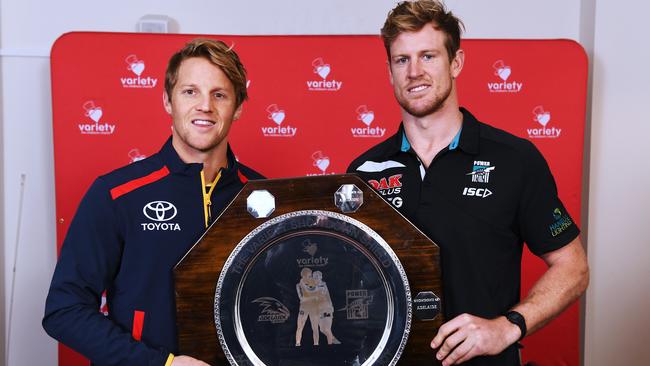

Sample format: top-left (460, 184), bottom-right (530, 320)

top-left (348, 108), bottom-right (579, 366)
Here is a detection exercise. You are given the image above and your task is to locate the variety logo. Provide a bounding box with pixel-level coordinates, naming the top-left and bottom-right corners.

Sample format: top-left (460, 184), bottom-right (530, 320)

top-left (466, 160), bottom-right (495, 183)
top-left (487, 60), bottom-right (523, 93)
top-left (549, 208), bottom-right (573, 237)
top-left (351, 105), bottom-right (386, 138)
top-left (141, 201), bottom-right (181, 231)
top-left (342, 289), bottom-right (373, 320)
top-left (308, 151), bottom-right (336, 176)
top-left (79, 101), bottom-right (116, 135)
top-left (296, 239), bottom-right (329, 267)
top-left (307, 57), bottom-right (343, 91)
top-left (528, 106), bottom-right (561, 138)
top-left (252, 297), bottom-right (290, 323)
top-left (462, 187), bottom-right (493, 198)
top-left (128, 148), bottom-right (146, 163)
top-left (261, 104), bottom-right (297, 137)
top-left (120, 55), bottom-right (158, 88)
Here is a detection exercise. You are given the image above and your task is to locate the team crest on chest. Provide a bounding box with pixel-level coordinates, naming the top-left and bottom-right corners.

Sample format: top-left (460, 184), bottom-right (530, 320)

top-left (466, 161), bottom-right (495, 183)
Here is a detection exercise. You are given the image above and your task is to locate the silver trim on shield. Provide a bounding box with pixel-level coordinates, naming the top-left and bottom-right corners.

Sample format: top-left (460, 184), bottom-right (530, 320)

top-left (215, 210), bottom-right (412, 366)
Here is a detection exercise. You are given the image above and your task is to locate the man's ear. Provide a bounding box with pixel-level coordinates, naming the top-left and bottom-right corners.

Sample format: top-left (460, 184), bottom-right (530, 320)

top-left (233, 104), bottom-right (243, 121)
top-left (451, 49), bottom-right (465, 79)
top-left (163, 91), bottom-right (172, 115)
top-left (387, 59), bottom-right (394, 86)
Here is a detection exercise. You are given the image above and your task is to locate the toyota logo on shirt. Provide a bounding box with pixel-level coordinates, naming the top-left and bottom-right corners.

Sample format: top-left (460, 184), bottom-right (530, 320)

top-left (143, 201), bottom-right (177, 222)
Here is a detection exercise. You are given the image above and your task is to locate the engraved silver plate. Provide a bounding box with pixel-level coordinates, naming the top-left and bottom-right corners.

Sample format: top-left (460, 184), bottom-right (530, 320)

top-left (215, 210), bottom-right (411, 366)
top-left (413, 291), bottom-right (441, 321)
top-left (334, 184), bottom-right (363, 213)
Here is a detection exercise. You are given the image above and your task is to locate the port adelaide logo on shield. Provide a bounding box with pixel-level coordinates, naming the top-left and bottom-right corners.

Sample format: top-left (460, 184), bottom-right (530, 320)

top-left (141, 201), bottom-right (181, 231)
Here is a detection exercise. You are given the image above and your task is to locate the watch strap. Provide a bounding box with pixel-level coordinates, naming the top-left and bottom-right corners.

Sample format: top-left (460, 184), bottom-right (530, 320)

top-left (505, 310), bottom-right (527, 342)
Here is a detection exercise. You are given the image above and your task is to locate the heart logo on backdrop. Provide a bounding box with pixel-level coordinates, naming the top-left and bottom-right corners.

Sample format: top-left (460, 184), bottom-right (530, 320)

top-left (316, 65), bottom-right (330, 79)
top-left (271, 112), bottom-right (285, 125)
top-left (532, 106), bottom-right (551, 127)
top-left (312, 151), bottom-right (331, 172)
top-left (88, 108), bottom-right (103, 123)
top-left (316, 158), bottom-right (330, 172)
top-left (360, 112), bottom-right (374, 126)
top-left (497, 67), bottom-right (511, 81)
top-left (536, 112), bottom-right (551, 126)
top-left (493, 60), bottom-right (511, 81)
top-left (130, 61), bottom-right (145, 76)
top-left (125, 54), bottom-right (145, 76)
top-left (356, 105), bottom-right (374, 126)
top-left (266, 104), bottom-right (286, 125)
top-left (82, 101), bottom-right (103, 123)
top-left (312, 57), bottom-right (331, 80)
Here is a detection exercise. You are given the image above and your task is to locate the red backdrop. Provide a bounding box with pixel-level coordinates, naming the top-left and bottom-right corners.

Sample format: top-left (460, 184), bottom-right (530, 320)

top-left (51, 32), bottom-right (587, 365)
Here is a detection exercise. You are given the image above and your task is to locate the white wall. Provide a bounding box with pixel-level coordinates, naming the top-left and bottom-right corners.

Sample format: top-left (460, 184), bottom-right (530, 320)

top-left (1, 0), bottom-right (647, 365)
top-left (1, 54), bottom-right (56, 366)
top-left (584, 1), bottom-right (650, 365)
top-left (0, 3), bottom-right (6, 363)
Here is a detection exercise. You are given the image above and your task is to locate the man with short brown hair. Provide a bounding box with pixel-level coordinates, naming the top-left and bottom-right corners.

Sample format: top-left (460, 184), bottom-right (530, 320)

top-left (43, 38), bottom-right (263, 366)
top-left (348, 1), bottom-right (589, 365)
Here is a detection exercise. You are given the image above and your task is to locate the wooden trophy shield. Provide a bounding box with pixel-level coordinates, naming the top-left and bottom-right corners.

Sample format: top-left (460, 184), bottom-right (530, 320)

top-left (174, 174), bottom-right (443, 365)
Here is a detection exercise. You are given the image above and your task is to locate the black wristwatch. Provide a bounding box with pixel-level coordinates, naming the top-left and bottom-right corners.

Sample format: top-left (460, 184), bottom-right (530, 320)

top-left (505, 311), bottom-right (527, 342)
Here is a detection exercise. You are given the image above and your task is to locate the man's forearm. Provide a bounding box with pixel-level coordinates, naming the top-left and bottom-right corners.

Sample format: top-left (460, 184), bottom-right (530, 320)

top-left (512, 238), bottom-right (589, 335)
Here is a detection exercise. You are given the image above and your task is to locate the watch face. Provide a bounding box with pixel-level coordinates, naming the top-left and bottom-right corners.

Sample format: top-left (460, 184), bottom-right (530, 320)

top-left (215, 210), bottom-right (412, 366)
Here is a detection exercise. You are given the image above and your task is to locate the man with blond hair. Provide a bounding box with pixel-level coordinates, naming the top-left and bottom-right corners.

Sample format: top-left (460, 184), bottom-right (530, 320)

top-left (43, 39), bottom-right (263, 366)
top-left (348, 1), bottom-right (589, 365)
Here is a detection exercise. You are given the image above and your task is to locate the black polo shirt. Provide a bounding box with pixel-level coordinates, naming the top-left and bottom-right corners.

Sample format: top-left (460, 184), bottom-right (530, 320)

top-left (347, 108), bottom-right (579, 366)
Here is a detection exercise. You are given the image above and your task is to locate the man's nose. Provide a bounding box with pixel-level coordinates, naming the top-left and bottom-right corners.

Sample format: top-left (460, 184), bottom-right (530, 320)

top-left (195, 93), bottom-right (212, 112)
top-left (408, 59), bottom-right (424, 79)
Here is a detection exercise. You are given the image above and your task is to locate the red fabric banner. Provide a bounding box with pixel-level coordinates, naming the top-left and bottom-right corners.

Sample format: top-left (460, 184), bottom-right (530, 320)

top-left (51, 32), bottom-right (586, 365)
